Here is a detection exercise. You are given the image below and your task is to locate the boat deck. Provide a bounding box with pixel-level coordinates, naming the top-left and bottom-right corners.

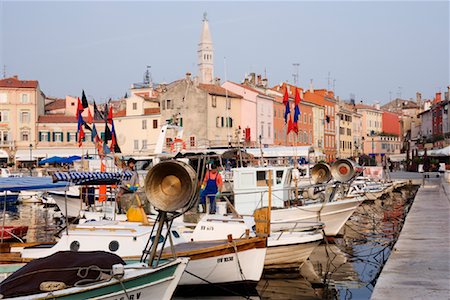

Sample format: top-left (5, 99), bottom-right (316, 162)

top-left (372, 177), bottom-right (450, 299)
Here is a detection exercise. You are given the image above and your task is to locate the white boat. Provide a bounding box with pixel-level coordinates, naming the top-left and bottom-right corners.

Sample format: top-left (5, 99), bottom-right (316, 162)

top-left (162, 237), bottom-right (266, 288)
top-left (232, 166), bottom-right (364, 236)
top-left (188, 214), bottom-right (323, 270)
top-left (0, 255), bottom-right (188, 300)
top-left (18, 220), bottom-right (188, 261)
top-left (18, 191), bottom-right (42, 204)
top-left (347, 177), bottom-right (393, 200)
top-left (270, 197), bottom-right (364, 236)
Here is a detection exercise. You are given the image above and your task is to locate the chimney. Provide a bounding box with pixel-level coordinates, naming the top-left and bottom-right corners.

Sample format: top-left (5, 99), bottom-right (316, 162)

top-left (185, 72), bottom-right (191, 81)
top-left (374, 102), bottom-right (380, 110)
top-left (214, 77), bottom-right (221, 85)
top-left (256, 74), bottom-right (262, 86)
top-left (249, 73), bottom-right (256, 85)
top-left (261, 78), bottom-right (268, 88)
top-left (13, 75), bottom-right (18, 79)
top-left (446, 86), bottom-right (450, 101)
top-left (309, 79), bottom-right (314, 93)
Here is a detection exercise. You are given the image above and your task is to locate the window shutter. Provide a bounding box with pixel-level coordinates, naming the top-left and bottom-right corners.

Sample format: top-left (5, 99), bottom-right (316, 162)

top-left (61, 132), bottom-right (64, 142)
top-left (101, 132), bottom-right (105, 141)
top-left (47, 132), bottom-right (51, 141)
top-left (52, 132), bottom-right (56, 142)
top-left (179, 118), bottom-right (183, 127)
top-left (221, 117), bottom-right (224, 128)
top-left (75, 132), bottom-right (78, 141)
top-left (67, 132), bottom-right (70, 142)
top-left (39, 132), bottom-right (42, 142)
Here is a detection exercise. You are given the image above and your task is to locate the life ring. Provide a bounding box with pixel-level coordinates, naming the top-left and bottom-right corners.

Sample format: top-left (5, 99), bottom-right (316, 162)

top-left (170, 138), bottom-right (186, 152)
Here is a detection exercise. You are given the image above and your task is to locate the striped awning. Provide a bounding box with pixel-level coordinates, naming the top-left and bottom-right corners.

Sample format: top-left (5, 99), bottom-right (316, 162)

top-left (52, 171), bottom-right (134, 186)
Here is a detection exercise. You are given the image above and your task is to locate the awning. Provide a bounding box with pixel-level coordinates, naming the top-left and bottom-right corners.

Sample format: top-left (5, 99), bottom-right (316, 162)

top-left (52, 171), bottom-right (134, 186)
top-left (15, 148), bottom-right (96, 161)
top-left (245, 146), bottom-right (321, 158)
top-left (0, 150), bottom-right (8, 159)
top-left (388, 153), bottom-right (406, 162)
top-left (38, 156), bottom-right (81, 165)
top-left (0, 177), bottom-right (68, 192)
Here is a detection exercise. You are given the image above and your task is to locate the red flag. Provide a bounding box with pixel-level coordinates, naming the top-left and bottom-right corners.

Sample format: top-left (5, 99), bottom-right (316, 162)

top-left (78, 126), bottom-right (85, 147)
top-left (287, 114), bottom-right (294, 134)
top-left (87, 108), bottom-right (93, 124)
top-left (76, 97), bottom-right (84, 117)
top-left (107, 106), bottom-right (113, 125)
top-left (294, 88), bottom-right (301, 105)
top-left (282, 85), bottom-right (289, 106)
top-left (293, 121), bottom-right (298, 134)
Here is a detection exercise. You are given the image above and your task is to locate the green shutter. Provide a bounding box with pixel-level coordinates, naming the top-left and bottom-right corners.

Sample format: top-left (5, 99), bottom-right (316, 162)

top-left (61, 132), bottom-right (64, 142)
top-left (180, 118), bottom-right (183, 127)
top-left (75, 133), bottom-right (78, 141)
top-left (101, 132), bottom-right (105, 141)
top-left (39, 132), bottom-right (42, 142)
top-left (47, 132), bottom-right (50, 141)
top-left (52, 132), bottom-right (56, 142)
top-left (67, 132), bottom-right (70, 142)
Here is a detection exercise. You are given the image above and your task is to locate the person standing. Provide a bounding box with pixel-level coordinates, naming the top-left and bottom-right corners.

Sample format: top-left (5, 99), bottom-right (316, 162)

top-left (200, 163), bottom-right (223, 214)
top-left (117, 158), bottom-right (139, 213)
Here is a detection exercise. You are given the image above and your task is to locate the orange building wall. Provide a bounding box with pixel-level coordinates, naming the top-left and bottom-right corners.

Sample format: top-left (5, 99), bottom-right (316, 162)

top-left (303, 89), bottom-right (337, 162)
top-left (382, 111), bottom-right (401, 136)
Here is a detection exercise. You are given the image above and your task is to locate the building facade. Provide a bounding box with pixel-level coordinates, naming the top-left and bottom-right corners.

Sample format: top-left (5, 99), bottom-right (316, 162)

top-left (0, 76), bottom-right (45, 164)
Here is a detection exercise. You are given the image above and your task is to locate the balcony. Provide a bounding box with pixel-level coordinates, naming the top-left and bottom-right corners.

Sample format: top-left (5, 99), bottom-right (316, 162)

top-left (0, 140), bottom-right (13, 148)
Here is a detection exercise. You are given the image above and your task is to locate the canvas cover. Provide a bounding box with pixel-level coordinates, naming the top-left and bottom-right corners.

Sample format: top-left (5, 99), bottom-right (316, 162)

top-left (0, 251), bottom-right (125, 298)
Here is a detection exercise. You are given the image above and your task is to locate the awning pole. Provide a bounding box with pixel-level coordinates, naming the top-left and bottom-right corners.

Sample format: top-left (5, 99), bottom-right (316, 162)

top-left (64, 188), bottom-right (69, 235)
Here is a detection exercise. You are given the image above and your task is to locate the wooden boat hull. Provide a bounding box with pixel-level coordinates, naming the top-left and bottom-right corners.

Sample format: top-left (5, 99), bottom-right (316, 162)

top-left (271, 198), bottom-right (363, 236)
top-left (0, 227), bottom-right (28, 242)
top-left (3, 259), bottom-right (188, 300)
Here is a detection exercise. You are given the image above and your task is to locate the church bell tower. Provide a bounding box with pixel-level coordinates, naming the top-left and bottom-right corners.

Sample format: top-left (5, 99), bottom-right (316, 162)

top-left (198, 12), bottom-right (214, 84)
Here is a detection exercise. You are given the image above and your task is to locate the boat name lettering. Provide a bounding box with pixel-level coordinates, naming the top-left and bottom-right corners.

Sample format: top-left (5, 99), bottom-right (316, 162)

top-left (217, 256), bottom-right (234, 263)
top-left (113, 292), bottom-right (141, 300)
top-left (200, 225), bottom-right (214, 231)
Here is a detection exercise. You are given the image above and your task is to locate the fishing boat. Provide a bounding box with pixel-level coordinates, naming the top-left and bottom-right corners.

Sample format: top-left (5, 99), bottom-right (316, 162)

top-left (0, 250), bottom-right (188, 300)
top-left (232, 162), bottom-right (364, 236)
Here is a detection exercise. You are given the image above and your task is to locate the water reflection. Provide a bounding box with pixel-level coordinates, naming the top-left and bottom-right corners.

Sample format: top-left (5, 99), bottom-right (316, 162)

top-left (0, 203), bottom-right (60, 243)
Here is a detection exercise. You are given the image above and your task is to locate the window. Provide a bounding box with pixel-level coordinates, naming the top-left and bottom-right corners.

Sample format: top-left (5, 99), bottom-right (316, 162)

top-left (166, 100), bottom-right (173, 109)
top-left (165, 138), bottom-right (172, 148)
top-left (68, 132), bottom-right (77, 142)
top-left (132, 103), bottom-right (137, 110)
top-left (276, 170), bottom-right (284, 185)
top-left (20, 111), bottom-right (30, 123)
top-left (226, 98), bottom-right (231, 110)
top-left (190, 136), bottom-right (196, 147)
top-left (21, 131), bottom-right (29, 142)
top-left (0, 131), bottom-right (9, 143)
top-left (54, 132), bottom-right (63, 142)
top-left (21, 94), bottom-right (29, 103)
top-left (212, 96), bottom-right (217, 108)
top-left (216, 117), bottom-right (220, 127)
top-left (142, 120), bottom-right (147, 129)
top-left (153, 119), bottom-right (158, 129)
top-left (256, 170), bottom-right (272, 187)
top-left (0, 111), bottom-right (8, 122)
top-left (309, 114), bottom-right (312, 124)
top-left (142, 140), bottom-right (148, 150)
top-left (0, 93), bottom-right (7, 103)
top-left (347, 128), bottom-right (351, 136)
top-left (267, 123), bottom-right (271, 138)
top-left (304, 113), bottom-right (307, 124)
top-left (162, 100), bottom-right (166, 110)
top-left (39, 132), bottom-right (50, 142)
top-left (221, 117), bottom-right (224, 127)
top-left (134, 140), bottom-right (139, 150)
top-left (260, 122), bottom-right (264, 138)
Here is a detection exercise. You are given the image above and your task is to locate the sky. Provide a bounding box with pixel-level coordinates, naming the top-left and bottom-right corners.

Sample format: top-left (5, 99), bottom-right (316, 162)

top-left (1, 1), bottom-right (449, 104)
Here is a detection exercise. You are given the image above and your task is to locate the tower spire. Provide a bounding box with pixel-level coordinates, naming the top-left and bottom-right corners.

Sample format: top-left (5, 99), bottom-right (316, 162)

top-left (198, 12), bottom-right (214, 84)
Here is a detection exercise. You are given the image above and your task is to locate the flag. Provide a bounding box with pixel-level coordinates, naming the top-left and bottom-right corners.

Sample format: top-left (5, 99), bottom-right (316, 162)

top-left (293, 88), bottom-right (301, 123)
top-left (81, 90), bottom-right (89, 109)
top-left (92, 123), bottom-right (100, 143)
top-left (107, 105), bottom-right (113, 125)
top-left (94, 101), bottom-right (104, 120)
top-left (87, 108), bottom-right (93, 124)
top-left (78, 126), bottom-right (85, 147)
top-left (104, 124), bottom-right (112, 141)
top-left (287, 114), bottom-right (294, 135)
top-left (76, 97), bottom-right (84, 117)
top-left (284, 101), bottom-right (291, 124)
top-left (282, 85), bottom-right (289, 106)
top-left (83, 121), bottom-right (92, 132)
top-left (283, 86), bottom-right (290, 124)
top-left (292, 120), bottom-right (298, 134)
top-left (110, 121), bottom-right (117, 152)
top-left (102, 142), bottom-right (111, 154)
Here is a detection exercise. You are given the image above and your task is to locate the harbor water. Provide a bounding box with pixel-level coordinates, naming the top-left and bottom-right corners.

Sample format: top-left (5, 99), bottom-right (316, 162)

top-left (0, 185), bottom-right (418, 299)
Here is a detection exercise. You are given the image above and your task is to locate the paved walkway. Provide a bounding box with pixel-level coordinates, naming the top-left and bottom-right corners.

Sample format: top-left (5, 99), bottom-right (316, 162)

top-left (371, 177), bottom-right (450, 299)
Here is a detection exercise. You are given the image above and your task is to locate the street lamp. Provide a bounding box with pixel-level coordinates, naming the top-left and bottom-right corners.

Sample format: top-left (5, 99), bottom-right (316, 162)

top-left (29, 143), bottom-right (32, 176)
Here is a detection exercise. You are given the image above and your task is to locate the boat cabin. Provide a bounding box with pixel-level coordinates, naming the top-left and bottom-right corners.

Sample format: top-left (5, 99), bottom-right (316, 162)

top-left (232, 166), bottom-right (292, 215)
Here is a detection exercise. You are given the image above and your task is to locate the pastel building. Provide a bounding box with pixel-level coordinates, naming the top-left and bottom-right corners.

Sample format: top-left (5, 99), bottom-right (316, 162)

top-left (0, 76), bottom-right (45, 164)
